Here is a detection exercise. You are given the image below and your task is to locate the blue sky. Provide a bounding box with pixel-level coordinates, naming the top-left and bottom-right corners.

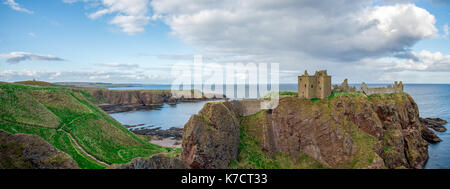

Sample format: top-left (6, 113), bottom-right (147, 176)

top-left (0, 0), bottom-right (449, 84)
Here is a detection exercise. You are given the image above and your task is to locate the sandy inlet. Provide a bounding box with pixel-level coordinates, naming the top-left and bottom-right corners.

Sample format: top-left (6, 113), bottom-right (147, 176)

top-left (150, 138), bottom-right (182, 148)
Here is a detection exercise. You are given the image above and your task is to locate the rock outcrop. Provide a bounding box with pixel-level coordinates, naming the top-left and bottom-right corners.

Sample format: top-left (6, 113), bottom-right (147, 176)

top-left (182, 93), bottom-right (441, 169)
top-left (182, 101), bottom-right (241, 169)
top-left (420, 118), bottom-right (447, 132)
top-left (112, 154), bottom-right (184, 169)
top-left (0, 130), bottom-right (79, 169)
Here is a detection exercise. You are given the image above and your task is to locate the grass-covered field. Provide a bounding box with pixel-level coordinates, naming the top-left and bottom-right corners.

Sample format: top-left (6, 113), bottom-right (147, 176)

top-left (0, 83), bottom-right (175, 169)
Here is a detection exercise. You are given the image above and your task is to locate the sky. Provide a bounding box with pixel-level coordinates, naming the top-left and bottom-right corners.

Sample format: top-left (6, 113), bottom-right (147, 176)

top-left (0, 0), bottom-right (449, 84)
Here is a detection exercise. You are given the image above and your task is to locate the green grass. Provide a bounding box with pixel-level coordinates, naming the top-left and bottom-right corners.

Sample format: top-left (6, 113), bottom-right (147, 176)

top-left (0, 83), bottom-right (174, 168)
top-left (260, 91), bottom-right (298, 101)
top-left (310, 97), bottom-right (321, 102)
top-left (328, 91), bottom-right (364, 99)
top-left (279, 91), bottom-right (298, 96)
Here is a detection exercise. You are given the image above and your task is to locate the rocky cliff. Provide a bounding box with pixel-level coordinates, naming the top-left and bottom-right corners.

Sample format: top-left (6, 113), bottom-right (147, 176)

top-left (182, 93), bottom-right (441, 169)
top-left (182, 101), bottom-right (241, 169)
top-left (86, 89), bottom-right (225, 113)
top-left (0, 130), bottom-right (79, 169)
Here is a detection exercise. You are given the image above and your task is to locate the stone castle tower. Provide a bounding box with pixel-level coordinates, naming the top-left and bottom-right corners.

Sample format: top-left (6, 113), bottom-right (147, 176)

top-left (298, 70), bottom-right (332, 99)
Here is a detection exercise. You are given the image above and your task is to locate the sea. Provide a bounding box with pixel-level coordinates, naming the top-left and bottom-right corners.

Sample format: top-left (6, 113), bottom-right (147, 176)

top-left (109, 84), bottom-right (450, 169)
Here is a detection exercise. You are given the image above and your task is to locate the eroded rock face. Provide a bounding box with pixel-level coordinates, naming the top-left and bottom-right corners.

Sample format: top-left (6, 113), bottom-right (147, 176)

top-left (420, 118), bottom-right (447, 132)
top-left (182, 93), bottom-right (438, 169)
top-left (112, 154), bottom-right (184, 169)
top-left (262, 94), bottom-right (432, 169)
top-left (182, 102), bottom-right (240, 169)
top-left (0, 130), bottom-right (79, 169)
top-left (258, 96), bottom-right (383, 168)
top-left (89, 90), bottom-right (172, 106)
top-left (371, 94), bottom-right (430, 169)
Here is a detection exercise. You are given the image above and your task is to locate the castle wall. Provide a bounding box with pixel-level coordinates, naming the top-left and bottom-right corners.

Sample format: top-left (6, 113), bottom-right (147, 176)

top-left (319, 76), bottom-right (331, 98)
top-left (298, 76), bottom-right (309, 98)
top-left (360, 82), bottom-right (403, 96)
top-left (308, 76), bottom-right (318, 98)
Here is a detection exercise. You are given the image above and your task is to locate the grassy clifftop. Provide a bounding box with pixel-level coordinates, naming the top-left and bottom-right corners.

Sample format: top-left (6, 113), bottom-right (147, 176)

top-left (0, 83), bottom-right (172, 169)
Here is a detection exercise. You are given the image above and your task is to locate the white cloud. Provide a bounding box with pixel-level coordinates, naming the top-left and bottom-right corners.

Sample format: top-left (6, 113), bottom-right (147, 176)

top-left (151, 1), bottom-right (437, 61)
top-left (55, 0), bottom-right (446, 83)
top-left (0, 52), bottom-right (65, 63)
top-left (392, 50), bottom-right (450, 71)
top-left (28, 32), bottom-right (36, 38)
top-left (3, 0), bottom-right (33, 14)
top-left (98, 62), bottom-right (140, 68)
top-left (65, 0), bottom-right (151, 35)
top-left (357, 50), bottom-right (450, 73)
top-left (0, 69), bottom-right (162, 82)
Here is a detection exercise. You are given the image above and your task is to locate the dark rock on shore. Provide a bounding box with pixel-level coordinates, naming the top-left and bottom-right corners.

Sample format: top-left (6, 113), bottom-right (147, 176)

top-left (0, 130), bottom-right (79, 169)
top-left (132, 127), bottom-right (183, 140)
top-left (421, 127), bottom-right (442, 143)
top-left (124, 124), bottom-right (145, 128)
top-left (111, 154), bottom-right (184, 169)
top-left (420, 117), bottom-right (447, 132)
top-left (99, 104), bottom-right (161, 114)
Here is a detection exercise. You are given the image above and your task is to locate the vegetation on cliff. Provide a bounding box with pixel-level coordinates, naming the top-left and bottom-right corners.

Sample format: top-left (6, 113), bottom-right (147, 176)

top-left (0, 83), bottom-right (176, 169)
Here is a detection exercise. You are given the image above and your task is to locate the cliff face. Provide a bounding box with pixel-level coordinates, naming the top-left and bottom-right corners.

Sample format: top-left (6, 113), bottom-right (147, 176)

top-left (182, 102), bottom-right (241, 169)
top-left (182, 93), bottom-right (438, 169)
top-left (89, 90), bottom-right (171, 105)
top-left (86, 89), bottom-right (225, 113)
top-left (0, 130), bottom-right (79, 169)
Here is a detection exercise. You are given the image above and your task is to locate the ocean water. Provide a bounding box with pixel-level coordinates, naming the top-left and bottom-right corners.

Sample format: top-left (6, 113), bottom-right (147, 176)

top-left (110, 101), bottom-right (217, 130)
top-left (109, 84), bottom-right (449, 169)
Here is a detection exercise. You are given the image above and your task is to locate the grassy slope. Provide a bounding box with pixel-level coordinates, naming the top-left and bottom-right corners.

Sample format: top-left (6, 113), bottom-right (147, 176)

top-left (0, 83), bottom-right (172, 169)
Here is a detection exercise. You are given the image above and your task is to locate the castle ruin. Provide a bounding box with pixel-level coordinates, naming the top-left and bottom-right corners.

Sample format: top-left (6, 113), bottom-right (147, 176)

top-left (360, 81), bottom-right (404, 96)
top-left (298, 70), bottom-right (331, 99)
top-left (333, 78), bottom-right (357, 92)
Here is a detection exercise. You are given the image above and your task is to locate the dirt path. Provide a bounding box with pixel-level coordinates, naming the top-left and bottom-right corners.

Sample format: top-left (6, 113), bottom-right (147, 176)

top-left (63, 130), bottom-right (109, 166)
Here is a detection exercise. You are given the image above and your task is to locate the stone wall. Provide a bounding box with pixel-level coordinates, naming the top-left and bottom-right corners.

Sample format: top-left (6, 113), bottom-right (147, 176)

top-left (333, 79), bottom-right (357, 92)
top-left (360, 81), bottom-right (403, 96)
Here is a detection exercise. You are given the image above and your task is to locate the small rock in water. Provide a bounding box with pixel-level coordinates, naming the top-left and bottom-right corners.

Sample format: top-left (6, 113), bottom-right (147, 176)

top-left (131, 127), bottom-right (183, 140)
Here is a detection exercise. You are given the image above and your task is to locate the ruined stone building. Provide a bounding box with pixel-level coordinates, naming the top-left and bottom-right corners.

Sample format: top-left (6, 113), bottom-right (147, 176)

top-left (298, 70), bottom-right (332, 99)
top-left (333, 78), bottom-right (357, 92)
top-left (360, 81), bottom-right (404, 96)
